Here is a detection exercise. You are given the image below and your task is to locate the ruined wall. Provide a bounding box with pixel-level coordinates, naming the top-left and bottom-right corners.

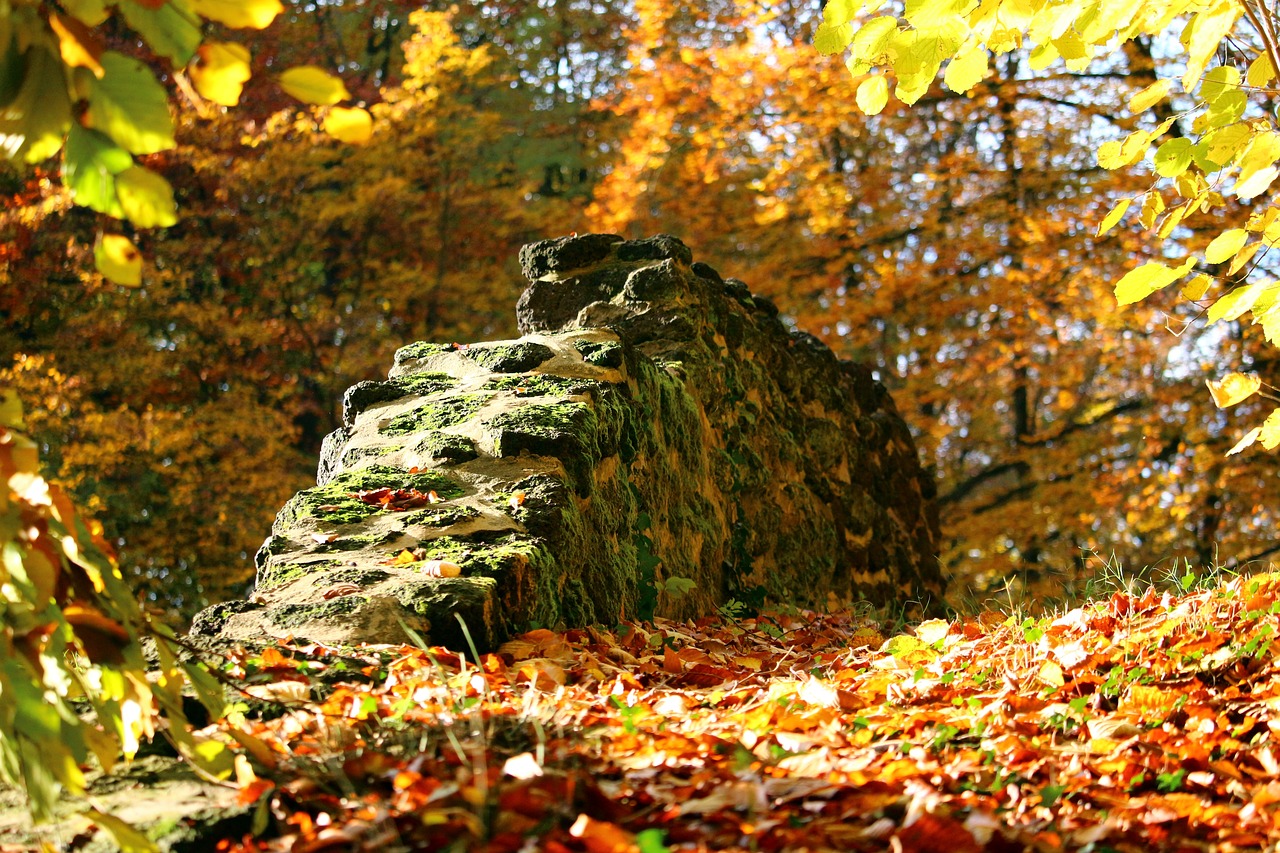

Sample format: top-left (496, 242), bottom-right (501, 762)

top-left (191, 235), bottom-right (943, 649)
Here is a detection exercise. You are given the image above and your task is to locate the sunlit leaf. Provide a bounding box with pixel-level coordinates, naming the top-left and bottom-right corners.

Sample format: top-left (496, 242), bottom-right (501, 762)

top-left (119, 0), bottom-right (202, 65)
top-left (63, 124), bottom-right (131, 216)
top-left (814, 22), bottom-right (854, 55)
top-left (1247, 53), bottom-right (1275, 88)
top-left (1113, 258), bottom-right (1195, 306)
top-left (190, 41), bottom-right (252, 106)
top-left (943, 43), bottom-right (987, 93)
top-left (115, 166), bottom-right (178, 228)
top-left (0, 46), bottom-right (73, 163)
top-left (279, 66), bottom-right (351, 106)
top-left (86, 52), bottom-right (175, 155)
top-left (48, 13), bottom-right (104, 77)
top-left (856, 75), bottom-right (889, 116)
top-left (1128, 78), bottom-right (1172, 113)
top-left (323, 106), bottom-right (373, 144)
top-left (1154, 138), bottom-right (1193, 178)
top-left (1236, 165), bottom-right (1279, 200)
top-left (1096, 198), bottom-right (1131, 236)
top-left (189, 0), bottom-right (283, 29)
top-left (1260, 408), bottom-right (1280, 450)
top-left (94, 234), bottom-right (143, 286)
top-left (1204, 228), bottom-right (1248, 264)
top-left (1206, 371), bottom-right (1262, 408)
top-left (1207, 280), bottom-right (1269, 322)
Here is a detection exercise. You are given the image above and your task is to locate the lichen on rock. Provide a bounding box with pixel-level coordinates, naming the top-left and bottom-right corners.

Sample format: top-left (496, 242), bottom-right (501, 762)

top-left (192, 234), bottom-right (943, 650)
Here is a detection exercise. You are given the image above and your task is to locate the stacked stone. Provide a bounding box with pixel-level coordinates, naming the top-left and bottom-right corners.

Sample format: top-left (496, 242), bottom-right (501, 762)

top-left (191, 235), bottom-right (943, 649)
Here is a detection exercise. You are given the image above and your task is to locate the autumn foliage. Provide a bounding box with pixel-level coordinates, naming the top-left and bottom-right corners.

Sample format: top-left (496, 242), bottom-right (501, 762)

top-left (165, 580), bottom-right (1280, 851)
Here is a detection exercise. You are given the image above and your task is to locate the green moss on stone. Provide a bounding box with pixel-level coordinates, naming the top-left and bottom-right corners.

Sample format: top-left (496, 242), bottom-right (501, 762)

top-left (394, 342), bottom-right (457, 363)
top-left (278, 466), bottom-right (465, 528)
top-left (414, 431), bottom-right (478, 462)
top-left (484, 373), bottom-right (588, 398)
top-left (381, 395), bottom-right (488, 437)
top-left (399, 505), bottom-right (479, 528)
top-left (574, 339), bottom-right (623, 368)
top-left (463, 341), bottom-right (554, 373)
top-left (271, 595), bottom-right (363, 629)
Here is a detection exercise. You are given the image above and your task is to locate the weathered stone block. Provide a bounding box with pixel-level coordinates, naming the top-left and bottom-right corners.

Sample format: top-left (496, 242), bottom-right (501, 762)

top-left (191, 235), bottom-right (943, 649)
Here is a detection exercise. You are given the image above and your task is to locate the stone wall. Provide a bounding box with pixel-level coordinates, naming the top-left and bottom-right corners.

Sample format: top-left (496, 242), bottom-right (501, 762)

top-left (191, 234), bottom-right (943, 649)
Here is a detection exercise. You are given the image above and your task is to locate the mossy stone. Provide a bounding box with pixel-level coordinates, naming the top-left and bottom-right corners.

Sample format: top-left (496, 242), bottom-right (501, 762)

top-left (381, 395), bottom-right (487, 437)
top-left (414, 432), bottom-right (478, 462)
top-left (463, 342), bottom-right (554, 373)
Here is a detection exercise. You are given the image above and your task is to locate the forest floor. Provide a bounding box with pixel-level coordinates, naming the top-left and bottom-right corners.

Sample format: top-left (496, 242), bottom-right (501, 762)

top-left (8, 571), bottom-right (1280, 852)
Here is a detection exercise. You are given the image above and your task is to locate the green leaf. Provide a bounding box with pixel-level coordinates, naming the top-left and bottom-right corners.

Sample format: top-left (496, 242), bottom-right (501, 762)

top-left (119, 0), bottom-right (202, 65)
top-left (279, 66), bottom-right (350, 105)
top-left (1205, 90), bottom-right (1246, 128)
top-left (1113, 259), bottom-right (1194, 306)
top-left (115, 166), bottom-right (178, 228)
top-left (95, 234), bottom-right (143, 286)
top-left (61, 0), bottom-right (109, 26)
top-left (1153, 138), bottom-right (1193, 178)
top-left (86, 52), bottom-right (175, 155)
top-left (63, 124), bottom-right (132, 216)
top-left (0, 46), bottom-right (73, 163)
top-left (1205, 228), bottom-right (1247, 264)
top-left (856, 75), bottom-right (889, 115)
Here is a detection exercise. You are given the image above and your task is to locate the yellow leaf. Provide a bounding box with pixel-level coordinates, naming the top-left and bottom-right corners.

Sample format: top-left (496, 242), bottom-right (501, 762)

top-left (1128, 78), bottom-right (1171, 113)
top-left (1208, 280), bottom-right (1270, 322)
top-left (1260, 408), bottom-right (1280, 450)
top-left (1182, 0), bottom-right (1243, 92)
top-left (1248, 53), bottom-right (1275, 88)
top-left (1227, 242), bottom-right (1262, 276)
top-left (1237, 166), bottom-right (1279, 201)
top-left (1038, 660), bottom-right (1065, 689)
top-left (1113, 258), bottom-right (1194, 306)
top-left (1183, 274), bottom-right (1213, 301)
top-left (94, 234), bottom-right (142, 286)
top-left (189, 42), bottom-right (251, 107)
top-left (189, 0), bottom-right (282, 29)
top-left (856, 75), bottom-right (889, 116)
top-left (323, 106), bottom-right (372, 144)
top-left (116, 166), bottom-right (178, 228)
top-left (279, 66), bottom-right (350, 106)
top-left (1206, 371), bottom-right (1262, 408)
top-left (1205, 228), bottom-right (1248, 264)
top-left (1096, 198), bottom-right (1131, 236)
top-left (48, 13), bottom-right (104, 78)
top-left (943, 43), bottom-right (987, 93)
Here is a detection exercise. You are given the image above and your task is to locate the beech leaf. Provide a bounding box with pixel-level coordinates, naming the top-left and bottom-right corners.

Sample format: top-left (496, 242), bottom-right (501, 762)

top-left (279, 66), bottom-right (351, 106)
